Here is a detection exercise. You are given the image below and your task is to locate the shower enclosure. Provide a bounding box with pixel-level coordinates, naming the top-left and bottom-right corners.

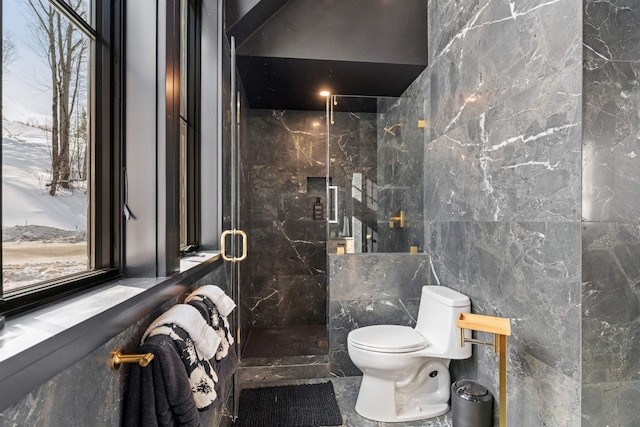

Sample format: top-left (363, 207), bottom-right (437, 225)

top-left (230, 88), bottom-right (413, 368)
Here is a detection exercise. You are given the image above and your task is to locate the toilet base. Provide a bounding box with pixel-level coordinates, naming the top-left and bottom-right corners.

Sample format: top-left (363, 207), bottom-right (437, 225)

top-left (354, 373), bottom-right (450, 422)
top-left (356, 403), bottom-right (449, 423)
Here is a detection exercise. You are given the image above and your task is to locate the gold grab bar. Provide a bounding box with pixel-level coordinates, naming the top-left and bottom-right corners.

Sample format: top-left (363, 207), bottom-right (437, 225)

top-left (457, 313), bottom-right (511, 427)
top-left (110, 348), bottom-right (154, 370)
top-left (220, 229), bottom-right (248, 262)
top-left (389, 210), bottom-right (404, 228)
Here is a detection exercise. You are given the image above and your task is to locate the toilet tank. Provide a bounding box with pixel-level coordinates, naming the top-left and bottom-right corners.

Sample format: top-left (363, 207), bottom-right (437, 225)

top-left (415, 286), bottom-right (472, 359)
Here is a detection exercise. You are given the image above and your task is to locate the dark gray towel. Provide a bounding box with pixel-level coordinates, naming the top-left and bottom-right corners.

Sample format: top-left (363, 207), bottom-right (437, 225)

top-left (123, 335), bottom-right (200, 427)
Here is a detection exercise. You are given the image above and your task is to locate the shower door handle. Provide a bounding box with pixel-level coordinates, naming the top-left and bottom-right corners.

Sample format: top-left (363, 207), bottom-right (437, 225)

top-left (220, 229), bottom-right (248, 262)
top-left (328, 185), bottom-right (339, 224)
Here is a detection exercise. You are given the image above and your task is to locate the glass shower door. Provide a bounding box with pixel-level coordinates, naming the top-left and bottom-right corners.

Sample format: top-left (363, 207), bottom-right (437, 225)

top-left (224, 35), bottom-right (248, 420)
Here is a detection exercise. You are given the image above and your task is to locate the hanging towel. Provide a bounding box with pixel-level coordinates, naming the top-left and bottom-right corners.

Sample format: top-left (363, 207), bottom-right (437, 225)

top-left (142, 304), bottom-right (221, 410)
top-left (142, 304), bottom-right (221, 361)
top-left (184, 285), bottom-right (236, 317)
top-left (123, 334), bottom-right (200, 427)
top-left (188, 298), bottom-right (238, 406)
top-left (187, 298), bottom-right (234, 360)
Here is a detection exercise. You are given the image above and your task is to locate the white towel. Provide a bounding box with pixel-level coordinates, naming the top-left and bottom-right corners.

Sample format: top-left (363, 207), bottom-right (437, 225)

top-left (185, 285), bottom-right (236, 317)
top-left (142, 304), bottom-right (221, 361)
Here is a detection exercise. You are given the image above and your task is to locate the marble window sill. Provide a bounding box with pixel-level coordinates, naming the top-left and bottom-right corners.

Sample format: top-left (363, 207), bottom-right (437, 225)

top-left (0, 251), bottom-right (221, 413)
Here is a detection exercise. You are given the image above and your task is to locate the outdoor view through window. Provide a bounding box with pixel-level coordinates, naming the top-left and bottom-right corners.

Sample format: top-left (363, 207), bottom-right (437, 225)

top-left (2, 0), bottom-right (91, 292)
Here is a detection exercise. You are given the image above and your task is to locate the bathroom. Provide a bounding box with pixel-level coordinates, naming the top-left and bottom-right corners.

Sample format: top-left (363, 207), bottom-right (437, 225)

top-left (0, 0), bottom-right (638, 426)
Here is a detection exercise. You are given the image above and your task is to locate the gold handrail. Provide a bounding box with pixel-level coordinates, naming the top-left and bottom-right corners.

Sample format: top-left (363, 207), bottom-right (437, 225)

top-left (110, 348), bottom-right (154, 370)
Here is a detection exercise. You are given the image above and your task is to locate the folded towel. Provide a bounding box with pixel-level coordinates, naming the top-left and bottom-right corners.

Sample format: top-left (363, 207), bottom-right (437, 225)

top-left (185, 285), bottom-right (236, 317)
top-left (142, 304), bottom-right (221, 361)
top-left (188, 299), bottom-right (235, 360)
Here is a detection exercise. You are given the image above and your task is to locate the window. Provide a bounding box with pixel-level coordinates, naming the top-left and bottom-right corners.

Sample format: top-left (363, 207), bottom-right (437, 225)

top-left (1, 0), bottom-right (120, 316)
top-left (178, 0), bottom-right (200, 253)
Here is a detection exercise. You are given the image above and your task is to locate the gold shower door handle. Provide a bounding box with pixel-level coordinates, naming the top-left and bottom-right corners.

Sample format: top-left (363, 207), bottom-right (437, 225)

top-left (220, 229), bottom-right (248, 262)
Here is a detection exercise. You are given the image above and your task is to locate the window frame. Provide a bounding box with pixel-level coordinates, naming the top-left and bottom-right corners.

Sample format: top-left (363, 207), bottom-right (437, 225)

top-left (0, 0), bottom-right (121, 317)
top-left (177, 0), bottom-right (201, 253)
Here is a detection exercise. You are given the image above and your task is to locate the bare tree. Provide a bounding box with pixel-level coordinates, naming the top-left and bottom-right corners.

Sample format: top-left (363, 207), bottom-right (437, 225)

top-left (27, 0), bottom-right (88, 195)
top-left (2, 34), bottom-right (18, 74)
top-left (71, 107), bottom-right (88, 181)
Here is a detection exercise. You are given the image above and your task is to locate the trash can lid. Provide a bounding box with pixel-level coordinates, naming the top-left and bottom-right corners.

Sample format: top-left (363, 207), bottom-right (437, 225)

top-left (455, 380), bottom-right (489, 401)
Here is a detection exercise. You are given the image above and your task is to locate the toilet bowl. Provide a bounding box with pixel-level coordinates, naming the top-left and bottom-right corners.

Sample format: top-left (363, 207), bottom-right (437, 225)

top-left (347, 286), bottom-right (472, 422)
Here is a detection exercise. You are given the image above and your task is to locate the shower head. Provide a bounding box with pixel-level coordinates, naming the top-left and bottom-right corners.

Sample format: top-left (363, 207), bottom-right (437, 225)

top-left (383, 123), bottom-right (402, 136)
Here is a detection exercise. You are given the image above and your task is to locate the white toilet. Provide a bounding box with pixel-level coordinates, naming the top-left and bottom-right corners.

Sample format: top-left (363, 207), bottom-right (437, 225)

top-left (347, 285), bottom-right (472, 422)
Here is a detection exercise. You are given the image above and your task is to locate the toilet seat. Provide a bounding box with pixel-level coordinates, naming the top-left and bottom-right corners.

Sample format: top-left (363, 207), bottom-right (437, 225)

top-left (348, 325), bottom-right (427, 353)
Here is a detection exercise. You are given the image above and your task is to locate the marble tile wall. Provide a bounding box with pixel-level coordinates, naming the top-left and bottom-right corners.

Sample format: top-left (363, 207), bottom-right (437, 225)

top-left (421, 0), bottom-right (583, 425)
top-left (582, 1), bottom-right (640, 425)
top-left (0, 266), bottom-right (233, 427)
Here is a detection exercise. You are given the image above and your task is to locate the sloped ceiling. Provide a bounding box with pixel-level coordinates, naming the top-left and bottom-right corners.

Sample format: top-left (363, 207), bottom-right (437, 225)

top-left (226, 0), bottom-right (428, 111)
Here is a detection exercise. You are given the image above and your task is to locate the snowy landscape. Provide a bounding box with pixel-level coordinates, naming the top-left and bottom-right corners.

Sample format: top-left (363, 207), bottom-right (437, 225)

top-left (2, 120), bottom-right (88, 291)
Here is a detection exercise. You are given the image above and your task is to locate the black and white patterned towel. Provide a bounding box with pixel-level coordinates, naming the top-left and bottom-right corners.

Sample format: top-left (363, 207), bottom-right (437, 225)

top-left (142, 304), bottom-right (222, 410)
top-left (187, 296), bottom-right (234, 360)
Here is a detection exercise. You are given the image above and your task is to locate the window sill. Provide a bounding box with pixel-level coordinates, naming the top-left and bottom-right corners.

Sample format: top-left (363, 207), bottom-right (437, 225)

top-left (0, 251), bottom-right (221, 413)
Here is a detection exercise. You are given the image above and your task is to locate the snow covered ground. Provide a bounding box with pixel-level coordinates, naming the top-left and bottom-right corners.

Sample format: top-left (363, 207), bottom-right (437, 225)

top-left (2, 120), bottom-right (88, 291)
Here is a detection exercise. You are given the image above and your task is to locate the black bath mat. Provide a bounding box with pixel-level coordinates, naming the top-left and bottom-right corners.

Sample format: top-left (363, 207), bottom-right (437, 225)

top-left (235, 382), bottom-right (343, 426)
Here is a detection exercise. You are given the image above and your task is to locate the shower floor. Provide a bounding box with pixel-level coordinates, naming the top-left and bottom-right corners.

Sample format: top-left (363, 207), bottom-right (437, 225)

top-left (242, 325), bottom-right (328, 358)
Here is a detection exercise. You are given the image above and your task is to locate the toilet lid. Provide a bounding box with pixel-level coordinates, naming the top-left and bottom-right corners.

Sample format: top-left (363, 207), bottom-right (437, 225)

top-left (348, 325), bottom-right (427, 353)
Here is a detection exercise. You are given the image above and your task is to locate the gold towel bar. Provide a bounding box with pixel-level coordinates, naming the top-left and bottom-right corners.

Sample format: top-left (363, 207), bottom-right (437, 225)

top-left (110, 348), bottom-right (154, 370)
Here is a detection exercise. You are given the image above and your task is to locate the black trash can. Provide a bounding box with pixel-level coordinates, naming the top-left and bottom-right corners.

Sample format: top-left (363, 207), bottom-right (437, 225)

top-left (451, 380), bottom-right (493, 427)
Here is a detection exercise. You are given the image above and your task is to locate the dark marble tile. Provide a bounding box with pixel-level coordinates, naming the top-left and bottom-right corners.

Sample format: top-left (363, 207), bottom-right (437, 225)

top-left (424, 1), bottom-right (582, 223)
top-left (424, 113), bottom-right (581, 223)
top-left (249, 221), bottom-right (326, 276)
top-left (428, 221), bottom-right (582, 381)
top-left (582, 222), bottom-right (640, 384)
top-left (582, 380), bottom-right (640, 427)
top-left (475, 348), bottom-right (580, 427)
top-left (243, 274), bottom-right (326, 328)
top-left (237, 363), bottom-right (331, 385)
top-left (579, 380), bottom-right (640, 427)
top-left (247, 110), bottom-right (327, 168)
top-left (249, 166), bottom-right (279, 221)
top-left (427, 0), bottom-right (480, 64)
top-left (329, 254), bottom-right (431, 301)
top-left (583, 59), bottom-right (640, 221)
top-left (584, 0), bottom-right (640, 62)
top-left (242, 325), bottom-right (327, 358)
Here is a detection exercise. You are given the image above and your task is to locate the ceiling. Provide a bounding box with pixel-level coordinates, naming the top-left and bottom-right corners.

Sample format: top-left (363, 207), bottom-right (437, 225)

top-left (226, 0), bottom-right (428, 112)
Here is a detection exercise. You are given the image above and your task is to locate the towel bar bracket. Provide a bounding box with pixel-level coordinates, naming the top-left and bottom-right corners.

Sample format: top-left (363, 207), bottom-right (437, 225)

top-left (110, 348), bottom-right (154, 370)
